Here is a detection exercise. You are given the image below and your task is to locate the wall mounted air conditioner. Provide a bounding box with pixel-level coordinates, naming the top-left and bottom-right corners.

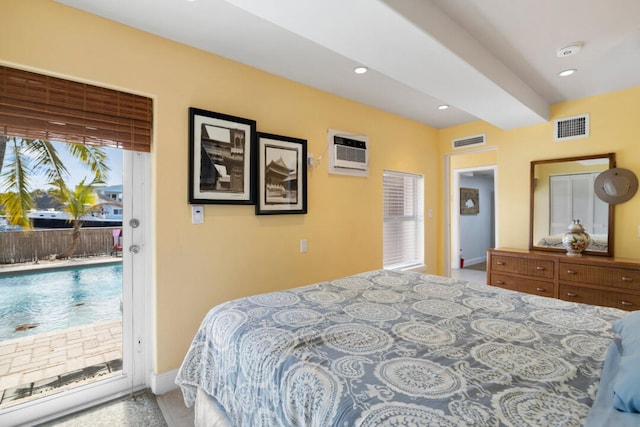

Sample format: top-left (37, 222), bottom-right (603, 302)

top-left (327, 129), bottom-right (369, 177)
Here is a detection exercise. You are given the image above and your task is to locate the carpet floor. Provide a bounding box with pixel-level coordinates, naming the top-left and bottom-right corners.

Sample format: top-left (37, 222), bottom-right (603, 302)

top-left (37, 390), bottom-right (167, 426)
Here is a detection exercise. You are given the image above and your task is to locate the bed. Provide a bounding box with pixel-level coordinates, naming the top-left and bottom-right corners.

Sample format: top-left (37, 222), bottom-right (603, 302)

top-left (176, 269), bottom-right (640, 426)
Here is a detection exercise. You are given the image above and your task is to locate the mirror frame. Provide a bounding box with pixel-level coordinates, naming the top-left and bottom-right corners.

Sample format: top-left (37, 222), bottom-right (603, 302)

top-left (529, 153), bottom-right (615, 257)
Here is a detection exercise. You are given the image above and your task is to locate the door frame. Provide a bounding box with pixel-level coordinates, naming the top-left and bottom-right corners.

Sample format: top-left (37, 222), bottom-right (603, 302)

top-left (1, 151), bottom-right (152, 426)
top-left (442, 147), bottom-right (498, 276)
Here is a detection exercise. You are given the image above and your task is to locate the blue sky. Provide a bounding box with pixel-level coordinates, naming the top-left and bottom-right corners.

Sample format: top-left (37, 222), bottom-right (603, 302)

top-left (2, 140), bottom-right (123, 190)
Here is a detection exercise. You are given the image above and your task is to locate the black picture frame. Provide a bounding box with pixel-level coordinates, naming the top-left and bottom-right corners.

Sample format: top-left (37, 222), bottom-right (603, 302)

top-left (188, 107), bottom-right (256, 204)
top-left (460, 187), bottom-right (480, 215)
top-left (256, 132), bottom-right (307, 215)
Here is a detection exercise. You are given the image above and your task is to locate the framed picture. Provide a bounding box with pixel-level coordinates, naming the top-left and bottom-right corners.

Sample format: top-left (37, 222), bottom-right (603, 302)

top-left (188, 107), bottom-right (256, 204)
top-left (256, 133), bottom-right (307, 215)
top-left (460, 187), bottom-right (479, 215)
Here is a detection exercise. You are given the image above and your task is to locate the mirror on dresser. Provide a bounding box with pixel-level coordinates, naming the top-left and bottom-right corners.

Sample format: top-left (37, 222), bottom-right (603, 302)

top-left (529, 153), bottom-right (615, 257)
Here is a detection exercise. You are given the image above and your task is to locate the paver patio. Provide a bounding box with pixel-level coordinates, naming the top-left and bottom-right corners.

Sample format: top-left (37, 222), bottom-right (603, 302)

top-left (0, 319), bottom-right (122, 407)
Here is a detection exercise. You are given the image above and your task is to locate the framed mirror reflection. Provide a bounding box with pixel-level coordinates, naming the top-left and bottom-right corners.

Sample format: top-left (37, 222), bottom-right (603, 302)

top-left (529, 153), bottom-right (615, 257)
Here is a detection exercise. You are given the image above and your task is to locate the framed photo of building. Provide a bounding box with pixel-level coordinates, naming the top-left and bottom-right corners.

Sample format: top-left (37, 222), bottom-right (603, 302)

top-left (256, 133), bottom-right (307, 215)
top-left (460, 187), bottom-right (479, 215)
top-left (188, 107), bottom-right (256, 204)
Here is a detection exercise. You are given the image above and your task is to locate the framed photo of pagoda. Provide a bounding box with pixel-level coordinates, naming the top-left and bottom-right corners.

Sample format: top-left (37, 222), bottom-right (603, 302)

top-left (256, 133), bottom-right (307, 215)
top-left (188, 107), bottom-right (256, 204)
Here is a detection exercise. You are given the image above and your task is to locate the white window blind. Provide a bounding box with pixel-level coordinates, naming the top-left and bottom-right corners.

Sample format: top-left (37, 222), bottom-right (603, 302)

top-left (383, 170), bottom-right (424, 270)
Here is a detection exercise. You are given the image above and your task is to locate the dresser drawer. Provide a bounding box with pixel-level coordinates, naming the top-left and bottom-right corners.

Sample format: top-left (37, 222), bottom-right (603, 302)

top-left (491, 255), bottom-right (554, 279)
top-left (559, 263), bottom-right (640, 291)
top-left (491, 274), bottom-right (554, 298)
top-left (559, 284), bottom-right (640, 311)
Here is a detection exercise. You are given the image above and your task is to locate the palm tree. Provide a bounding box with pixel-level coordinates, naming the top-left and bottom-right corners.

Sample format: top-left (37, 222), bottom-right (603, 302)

top-left (0, 136), bottom-right (7, 177)
top-left (0, 137), bottom-right (110, 228)
top-left (52, 177), bottom-right (122, 259)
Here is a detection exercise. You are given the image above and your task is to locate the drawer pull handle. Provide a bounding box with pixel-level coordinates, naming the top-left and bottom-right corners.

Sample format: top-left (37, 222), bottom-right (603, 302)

top-left (621, 301), bottom-right (633, 306)
top-left (621, 277), bottom-right (634, 282)
top-left (497, 261), bottom-right (505, 266)
top-left (566, 292), bottom-right (577, 297)
top-left (535, 287), bottom-right (545, 292)
top-left (566, 270), bottom-right (577, 275)
top-left (536, 266), bottom-right (545, 271)
top-left (496, 280), bottom-right (504, 285)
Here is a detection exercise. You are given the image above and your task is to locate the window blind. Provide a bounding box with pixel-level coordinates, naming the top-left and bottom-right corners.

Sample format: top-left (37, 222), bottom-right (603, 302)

top-left (0, 65), bottom-right (152, 152)
top-left (383, 170), bottom-right (424, 269)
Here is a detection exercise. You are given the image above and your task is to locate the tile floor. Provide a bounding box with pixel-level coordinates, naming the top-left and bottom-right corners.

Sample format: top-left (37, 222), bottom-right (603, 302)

top-left (450, 265), bottom-right (487, 283)
top-left (157, 388), bottom-right (195, 427)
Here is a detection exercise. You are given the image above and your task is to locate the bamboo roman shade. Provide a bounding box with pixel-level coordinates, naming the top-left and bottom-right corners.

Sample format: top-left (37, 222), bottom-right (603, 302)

top-left (0, 65), bottom-right (152, 152)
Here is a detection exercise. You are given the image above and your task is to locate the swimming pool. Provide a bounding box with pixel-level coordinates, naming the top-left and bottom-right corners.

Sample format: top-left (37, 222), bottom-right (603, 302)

top-left (0, 263), bottom-right (122, 341)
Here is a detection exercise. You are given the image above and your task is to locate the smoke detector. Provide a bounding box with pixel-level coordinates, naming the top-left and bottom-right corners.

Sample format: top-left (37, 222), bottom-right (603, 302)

top-left (556, 43), bottom-right (582, 57)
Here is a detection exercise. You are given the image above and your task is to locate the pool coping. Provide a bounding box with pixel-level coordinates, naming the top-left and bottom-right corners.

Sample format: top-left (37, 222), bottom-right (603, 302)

top-left (0, 256), bottom-right (122, 276)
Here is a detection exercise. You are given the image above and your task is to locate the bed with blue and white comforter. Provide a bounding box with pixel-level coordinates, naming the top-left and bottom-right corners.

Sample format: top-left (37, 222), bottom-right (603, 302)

top-left (176, 269), bottom-right (628, 426)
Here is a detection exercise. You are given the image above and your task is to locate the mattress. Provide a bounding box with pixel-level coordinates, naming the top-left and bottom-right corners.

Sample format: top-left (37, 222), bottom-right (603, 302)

top-left (176, 269), bottom-right (628, 426)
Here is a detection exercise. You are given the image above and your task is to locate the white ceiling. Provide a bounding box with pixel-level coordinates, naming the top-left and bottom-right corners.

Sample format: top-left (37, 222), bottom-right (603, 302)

top-left (56, 0), bottom-right (640, 130)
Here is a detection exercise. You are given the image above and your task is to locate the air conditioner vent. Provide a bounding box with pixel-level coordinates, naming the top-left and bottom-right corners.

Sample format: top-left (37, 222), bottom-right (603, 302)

top-left (452, 134), bottom-right (485, 149)
top-left (334, 136), bottom-right (367, 169)
top-left (555, 114), bottom-right (589, 141)
top-left (327, 129), bottom-right (369, 177)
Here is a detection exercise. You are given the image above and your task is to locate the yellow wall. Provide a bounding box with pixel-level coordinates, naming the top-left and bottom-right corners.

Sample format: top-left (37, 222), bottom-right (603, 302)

top-left (4, 1), bottom-right (640, 378)
top-left (1, 1), bottom-right (439, 373)
top-left (439, 87), bottom-right (640, 260)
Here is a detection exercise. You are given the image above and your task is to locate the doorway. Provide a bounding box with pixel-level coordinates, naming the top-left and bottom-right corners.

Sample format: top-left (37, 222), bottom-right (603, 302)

top-left (442, 147), bottom-right (498, 278)
top-left (452, 167), bottom-right (496, 275)
top-left (0, 149), bottom-right (150, 425)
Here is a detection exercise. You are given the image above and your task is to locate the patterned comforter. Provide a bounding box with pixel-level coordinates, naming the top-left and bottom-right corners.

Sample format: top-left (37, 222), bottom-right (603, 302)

top-left (176, 269), bottom-right (626, 426)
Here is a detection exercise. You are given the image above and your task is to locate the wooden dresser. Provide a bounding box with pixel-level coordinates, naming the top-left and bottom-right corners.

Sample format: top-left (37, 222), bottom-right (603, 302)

top-left (487, 248), bottom-right (640, 311)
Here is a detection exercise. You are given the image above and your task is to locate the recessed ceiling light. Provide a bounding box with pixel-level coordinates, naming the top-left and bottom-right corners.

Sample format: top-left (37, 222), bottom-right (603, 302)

top-left (558, 69), bottom-right (577, 77)
top-left (438, 105), bottom-right (449, 110)
top-left (353, 66), bottom-right (368, 74)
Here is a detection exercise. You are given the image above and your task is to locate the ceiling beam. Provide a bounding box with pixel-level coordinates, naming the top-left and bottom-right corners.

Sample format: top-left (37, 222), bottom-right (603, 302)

top-left (224, 0), bottom-right (550, 129)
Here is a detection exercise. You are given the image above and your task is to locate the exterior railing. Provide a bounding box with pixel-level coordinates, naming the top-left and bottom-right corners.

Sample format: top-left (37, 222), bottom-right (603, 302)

top-left (0, 227), bottom-right (119, 264)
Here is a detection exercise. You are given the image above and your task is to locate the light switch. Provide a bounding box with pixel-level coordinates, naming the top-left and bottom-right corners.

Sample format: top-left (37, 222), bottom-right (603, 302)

top-left (300, 239), bottom-right (308, 253)
top-left (191, 205), bottom-right (204, 224)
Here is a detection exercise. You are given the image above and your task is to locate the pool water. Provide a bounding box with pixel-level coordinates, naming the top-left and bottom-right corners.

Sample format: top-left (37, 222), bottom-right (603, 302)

top-left (0, 264), bottom-right (122, 341)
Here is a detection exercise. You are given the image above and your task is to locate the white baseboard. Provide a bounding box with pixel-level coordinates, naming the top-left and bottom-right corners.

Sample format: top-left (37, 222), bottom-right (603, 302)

top-left (452, 256), bottom-right (486, 269)
top-left (150, 368), bottom-right (179, 395)
top-left (465, 256), bottom-right (486, 266)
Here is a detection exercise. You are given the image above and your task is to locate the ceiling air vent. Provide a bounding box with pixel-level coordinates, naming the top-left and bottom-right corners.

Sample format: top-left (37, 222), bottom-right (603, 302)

top-left (554, 114), bottom-right (589, 141)
top-left (452, 134), bottom-right (486, 150)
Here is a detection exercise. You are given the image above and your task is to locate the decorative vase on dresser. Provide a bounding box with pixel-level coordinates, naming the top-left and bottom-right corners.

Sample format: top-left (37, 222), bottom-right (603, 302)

top-left (487, 248), bottom-right (640, 311)
top-left (561, 219), bottom-right (591, 256)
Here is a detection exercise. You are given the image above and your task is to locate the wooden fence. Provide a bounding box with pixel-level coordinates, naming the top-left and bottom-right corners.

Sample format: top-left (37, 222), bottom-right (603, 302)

top-left (0, 228), bottom-right (119, 264)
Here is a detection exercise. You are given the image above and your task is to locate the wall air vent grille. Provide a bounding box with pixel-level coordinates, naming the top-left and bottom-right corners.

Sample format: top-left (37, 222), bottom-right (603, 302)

top-left (452, 134), bottom-right (486, 149)
top-left (554, 114), bottom-right (589, 141)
